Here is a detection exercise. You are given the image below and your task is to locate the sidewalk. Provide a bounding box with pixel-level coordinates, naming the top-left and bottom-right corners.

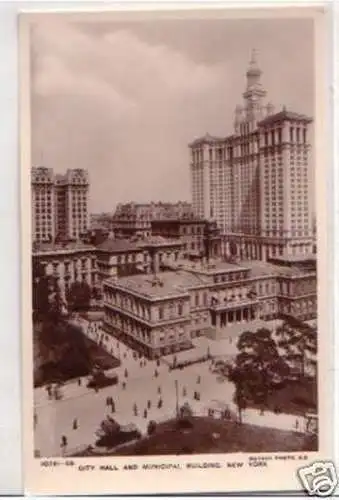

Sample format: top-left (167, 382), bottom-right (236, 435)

top-left (34, 316), bottom-right (309, 457)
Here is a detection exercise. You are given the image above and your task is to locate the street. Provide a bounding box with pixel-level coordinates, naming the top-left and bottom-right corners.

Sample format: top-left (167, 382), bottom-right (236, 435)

top-left (34, 317), bottom-right (307, 457)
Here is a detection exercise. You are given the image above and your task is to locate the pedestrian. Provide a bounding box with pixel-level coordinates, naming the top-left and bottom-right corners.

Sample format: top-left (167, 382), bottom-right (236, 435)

top-left (133, 403), bottom-right (138, 416)
top-left (197, 375), bottom-right (201, 384)
top-left (111, 402), bottom-right (115, 413)
top-left (73, 418), bottom-right (78, 430)
top-left (157, 386), bottom-right (161, 395)
top-left (78, 378), bottom-right (82, 387)
top-left (144, 409), bottom-right (148, 419)
top-left (147, 400), bottom-right (151, 410)
top-left (158, 398), bottom-right (163, 409)
top-left (61, 435), bottom-right (67, 448)
top-left (122, 381), bottom-right (126, 390)
top-left (154, 369), bottom-right (158, 378)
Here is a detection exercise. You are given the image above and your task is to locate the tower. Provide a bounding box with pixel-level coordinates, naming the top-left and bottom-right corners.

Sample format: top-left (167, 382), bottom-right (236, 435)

top-left (241, 49), bottom-right (267, 131)
top-left (189, 51), bottom-right (314, 261)
top-left (31, 167), bottom-right (55, 243)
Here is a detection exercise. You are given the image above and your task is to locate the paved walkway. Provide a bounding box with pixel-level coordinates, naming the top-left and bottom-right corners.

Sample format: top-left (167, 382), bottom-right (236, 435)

top-left (34, 318), bottom-right (309, 457)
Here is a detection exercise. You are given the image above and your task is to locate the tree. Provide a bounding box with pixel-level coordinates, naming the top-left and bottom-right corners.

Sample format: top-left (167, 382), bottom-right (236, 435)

top-left (67, 280), bottom-right (91, 312)
top-left (230, 328), bottom-right (289, 418)
top-left (36, 321), bottom-right (92, 385)
top-left (228, 368), bottom-right (248, 424)
top-left (32, 259), bottom-right (64, 321)
top-left (275, 321), bottom-right (317, 378)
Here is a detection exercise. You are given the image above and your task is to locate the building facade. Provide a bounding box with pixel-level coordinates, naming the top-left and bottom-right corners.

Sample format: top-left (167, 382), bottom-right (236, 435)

top-left (32, 167), bottom-right (89, 243)
top-left (151, 218), bottom-right (222, 260)
top-left (103, 256), bottom-right (317, 358)
top-left (32, 242), bottom-right (98, 300)
top-left (31, 167), bottom-right (55, 243)
top-left (151, 218), bottom-right (205, 257)
top-left (189, 51), bottom-right (314, 261)
top-left (96, 236), bottom-right (185, 284)
top-left (32, 235), bottom-right (185, 307)
top-left (112, 202), bottom-right (194, 238)
top-left (103, 275), bottom-right (192, 358)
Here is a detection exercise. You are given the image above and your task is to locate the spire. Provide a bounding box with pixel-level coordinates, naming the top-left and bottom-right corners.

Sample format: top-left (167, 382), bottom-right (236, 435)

top-left (246, 48), bottom-right (261, 79)
top-left (242, 49), bottom-right (267, 125)
top-left (250, 48), bottom-right (257, 65)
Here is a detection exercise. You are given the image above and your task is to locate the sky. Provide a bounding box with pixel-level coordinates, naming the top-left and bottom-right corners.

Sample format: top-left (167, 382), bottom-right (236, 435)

top-left (30, 14), bottom-right (314, 213)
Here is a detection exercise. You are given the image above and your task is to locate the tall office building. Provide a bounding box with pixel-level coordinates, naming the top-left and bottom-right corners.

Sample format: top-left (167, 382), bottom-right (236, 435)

top-left (31, 167), bottom-right (89, 243)
top-left (189, 51), bottom-right (314, 261)
top-left (31, 167), bottom-right (56, 243)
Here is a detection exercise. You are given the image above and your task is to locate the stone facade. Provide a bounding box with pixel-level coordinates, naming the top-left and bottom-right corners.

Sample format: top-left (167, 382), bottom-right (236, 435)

top-left (189, 52), bottom-right (314, 261)
top-left (102, 256), bottom-right (317, 358)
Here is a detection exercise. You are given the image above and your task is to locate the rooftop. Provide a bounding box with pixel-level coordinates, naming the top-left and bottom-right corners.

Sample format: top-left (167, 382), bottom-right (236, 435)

top-left (269, 254), bottom-right (316, 264)
top-left (167, 258), bottom-right (248, 275)
top-left (107, 272), bottom-right (188, 299)
top-left (138, 235), bottom-right (184, 247)
top-left (106, 269), bottom-right (211, 299)
top-left (238, 260), bottom-right (316, 278)
top-left (151, 217), bottom-right (205, 224)
top-left (96, 238), bottom-right (139, 253)
top-left (32, 242), bottom-right (96, 255)
top-left (188, 133), bottom-right (225, 148)
top-left (258, 109), bottom-right (313, 127)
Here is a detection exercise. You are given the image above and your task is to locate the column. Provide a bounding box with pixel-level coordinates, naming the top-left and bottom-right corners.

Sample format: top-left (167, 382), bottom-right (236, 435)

top-left (216, 314), bottom-right (221, 329)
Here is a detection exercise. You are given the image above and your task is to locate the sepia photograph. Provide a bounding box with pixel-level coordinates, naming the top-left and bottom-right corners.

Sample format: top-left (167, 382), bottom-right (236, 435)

top-left (20, 6), bottom-right (332, 495)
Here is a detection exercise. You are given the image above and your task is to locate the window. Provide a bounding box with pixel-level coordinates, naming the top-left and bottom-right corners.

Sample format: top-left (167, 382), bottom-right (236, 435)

top-left (195, 293), bottom-right (199, 307)
top-left (159, 307), bottom-right (164, 320)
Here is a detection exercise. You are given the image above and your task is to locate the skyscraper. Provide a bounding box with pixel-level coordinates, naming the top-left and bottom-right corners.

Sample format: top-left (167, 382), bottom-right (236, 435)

top-left (189, 51), bottom-right (313, 261)
top-left (31, 167), bottom-right (89, 243)
top-left (31, 167), bottom-right (55, 243)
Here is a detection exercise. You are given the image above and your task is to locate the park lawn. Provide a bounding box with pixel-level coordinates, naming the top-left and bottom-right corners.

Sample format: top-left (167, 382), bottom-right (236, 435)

top-left (83, 336), bottom-right (120, 371)
top-left (33, 319), bottom-right (120, 387)
top-left (248, 378), bottom-right (317, 416)
top-left (110, 417), bottom-right (317, 456)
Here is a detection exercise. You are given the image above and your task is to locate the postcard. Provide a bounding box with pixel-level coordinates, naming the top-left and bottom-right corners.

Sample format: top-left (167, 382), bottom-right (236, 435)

top-left (20, 5), bottom-right (334, 495)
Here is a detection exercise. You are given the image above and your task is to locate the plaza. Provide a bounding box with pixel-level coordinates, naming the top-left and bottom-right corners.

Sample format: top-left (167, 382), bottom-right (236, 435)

top-left (34, 316), bottom-right (311, 457)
